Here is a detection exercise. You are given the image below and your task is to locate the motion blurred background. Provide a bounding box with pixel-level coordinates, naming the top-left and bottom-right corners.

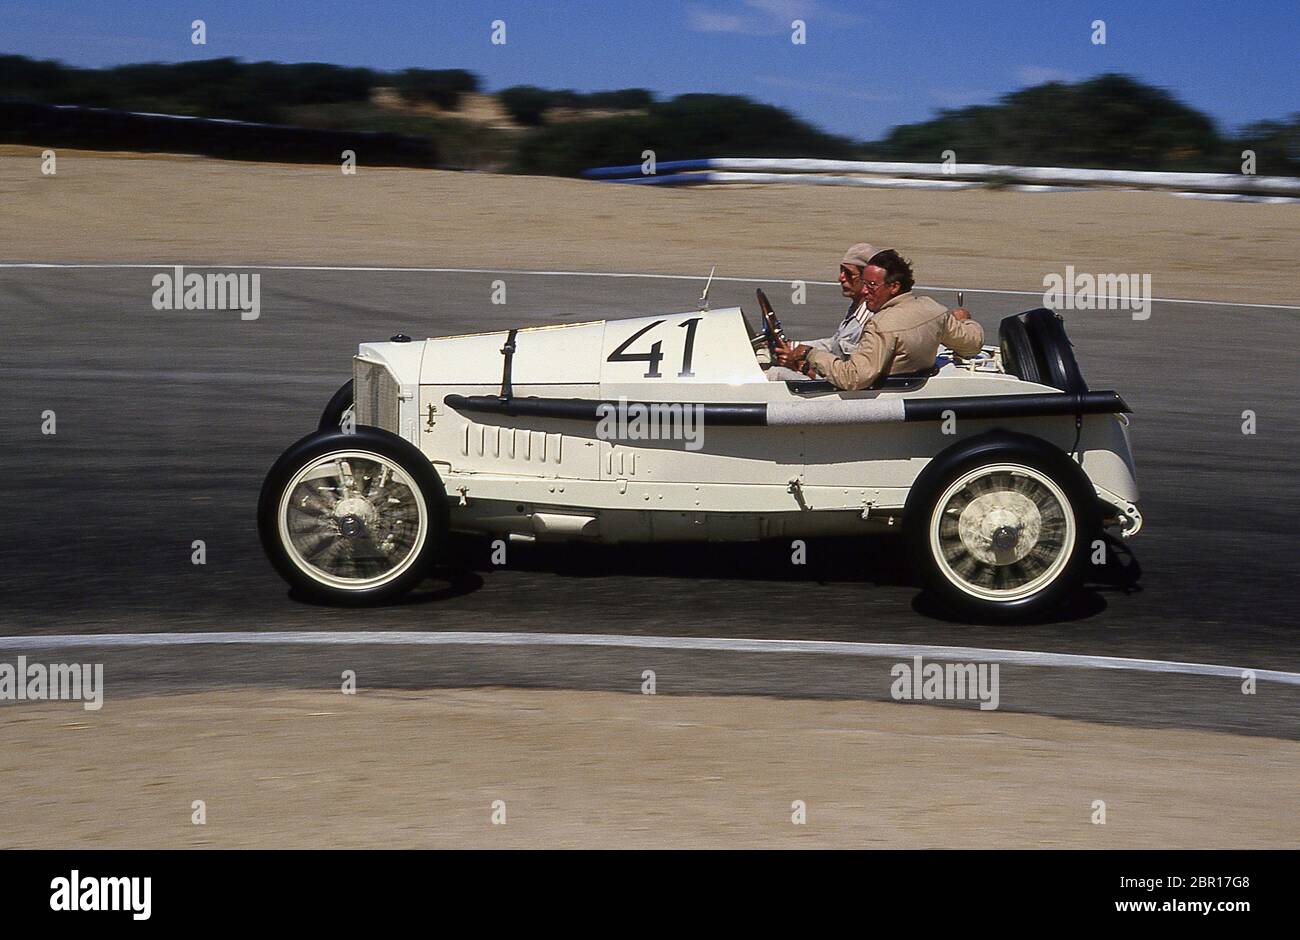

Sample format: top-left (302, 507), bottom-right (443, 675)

top-left (2, 0), bottom-right (1297, 174)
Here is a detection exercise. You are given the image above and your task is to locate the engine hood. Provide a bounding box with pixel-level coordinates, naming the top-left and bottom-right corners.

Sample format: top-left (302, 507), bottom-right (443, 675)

top-left (421, 319), bottom-right (606, 386)
top-left (356, 339), bottom-right (425, 385)
top-left (419, 307), bottom-right (762, 387)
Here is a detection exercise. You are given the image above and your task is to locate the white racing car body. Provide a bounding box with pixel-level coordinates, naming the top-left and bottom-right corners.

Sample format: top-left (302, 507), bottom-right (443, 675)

top-left (260, 300), bottom-right (1142, 619)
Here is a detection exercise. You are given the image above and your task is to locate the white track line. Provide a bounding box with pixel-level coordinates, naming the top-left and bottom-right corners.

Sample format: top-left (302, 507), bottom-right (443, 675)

top-left (2, 262), bottom-right (1297, 311)
top-left (1, 631), bottom-right (1296, 686)
top-left (0, 367), bottom-right (334, 384)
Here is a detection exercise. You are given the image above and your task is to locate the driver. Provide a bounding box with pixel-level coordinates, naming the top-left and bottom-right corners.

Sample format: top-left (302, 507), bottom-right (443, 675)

top-left (773, 249), bottom-right (983, 388)
top-left (764, 242), bottom-right (878, 381)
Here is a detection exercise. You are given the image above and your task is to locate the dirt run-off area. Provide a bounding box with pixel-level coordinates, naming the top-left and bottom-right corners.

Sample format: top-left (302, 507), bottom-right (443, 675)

top-left (2, 688), bottom-right (1296, 849)
top-left (2, 146), bottom-right (1297, 304)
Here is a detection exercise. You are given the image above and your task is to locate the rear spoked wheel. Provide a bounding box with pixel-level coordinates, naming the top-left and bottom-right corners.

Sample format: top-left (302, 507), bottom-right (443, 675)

top-left (907, 434), bottom-right (1097, 621)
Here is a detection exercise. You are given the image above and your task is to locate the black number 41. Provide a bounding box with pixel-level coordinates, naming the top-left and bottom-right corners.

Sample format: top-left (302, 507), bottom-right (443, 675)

top-left (606, 318), bottom-right (702, 378)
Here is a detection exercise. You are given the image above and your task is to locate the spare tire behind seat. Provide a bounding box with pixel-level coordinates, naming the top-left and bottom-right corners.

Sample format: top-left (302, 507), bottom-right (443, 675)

top-left (1023, 308), bottom-right (1088, 393)
top-left (999, 313), bottom-right (1046, 386)
top-left (999, 308), bottom-right (1088, 393)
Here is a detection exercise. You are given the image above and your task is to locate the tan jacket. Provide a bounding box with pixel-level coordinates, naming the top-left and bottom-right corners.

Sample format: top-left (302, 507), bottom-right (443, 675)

top-left (805, 291), bottom-right (984, 390)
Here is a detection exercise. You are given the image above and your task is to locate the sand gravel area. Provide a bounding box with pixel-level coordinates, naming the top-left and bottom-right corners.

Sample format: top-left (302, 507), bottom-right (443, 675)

top-left (3, 146), bottom-right (1296, 304)
top-left (2, 688), bottom-right (1295, 849)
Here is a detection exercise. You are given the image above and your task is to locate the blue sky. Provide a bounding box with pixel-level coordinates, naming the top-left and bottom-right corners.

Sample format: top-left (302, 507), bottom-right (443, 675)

top-left (2, 0), bottom-right (1297, 139)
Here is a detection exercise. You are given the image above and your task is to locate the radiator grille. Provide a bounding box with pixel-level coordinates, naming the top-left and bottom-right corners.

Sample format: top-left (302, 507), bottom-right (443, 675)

top-left (353, 358), bottom-right (400, 431)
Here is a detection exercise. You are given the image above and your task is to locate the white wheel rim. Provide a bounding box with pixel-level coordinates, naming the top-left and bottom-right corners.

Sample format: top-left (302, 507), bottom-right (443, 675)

top-left (928, 463), bottom-right (1076, 602)
top-left (277, 449), bottom-right (427, 590)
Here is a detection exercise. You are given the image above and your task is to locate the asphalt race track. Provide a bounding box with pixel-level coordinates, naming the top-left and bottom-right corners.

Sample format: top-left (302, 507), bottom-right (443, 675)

top-left (3, 267), bottom-right (1298, 737)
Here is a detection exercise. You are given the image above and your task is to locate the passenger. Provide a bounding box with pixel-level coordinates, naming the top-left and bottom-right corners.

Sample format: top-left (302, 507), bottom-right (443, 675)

top-left (773, 249), bottom-right (983, 389)
top-left (764, 242), bottom-right (878, 381)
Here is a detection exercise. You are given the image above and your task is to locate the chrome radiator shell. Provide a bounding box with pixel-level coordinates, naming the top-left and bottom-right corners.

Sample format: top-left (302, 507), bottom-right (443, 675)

top-left (353, 357), bottom-right (400, 432)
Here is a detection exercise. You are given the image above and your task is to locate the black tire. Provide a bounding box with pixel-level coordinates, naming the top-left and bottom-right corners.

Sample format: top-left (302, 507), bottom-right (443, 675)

top-left (1024, 309), bottom-right (1087, 394)
top-left (258, 427), bottom-right (449, 604)
top-left (998, 315), bottom-right (1046, 386)
top-left (318, 379), bottom-right (355, 433)
top-left (905, 431), bottom-right (1100, 622)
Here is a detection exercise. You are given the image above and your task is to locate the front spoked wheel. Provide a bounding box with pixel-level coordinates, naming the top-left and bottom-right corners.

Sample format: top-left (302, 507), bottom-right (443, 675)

top-left (258, 427), bottom-right (448, 603)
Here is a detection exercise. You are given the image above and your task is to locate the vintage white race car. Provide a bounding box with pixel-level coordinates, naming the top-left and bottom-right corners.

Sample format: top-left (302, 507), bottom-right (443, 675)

top-left (258, 294), bottom-right (1142, 620)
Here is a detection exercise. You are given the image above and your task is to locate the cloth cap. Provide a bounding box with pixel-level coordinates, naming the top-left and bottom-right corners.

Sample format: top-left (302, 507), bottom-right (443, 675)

top-left (840, 243), bottom-right (876, 269)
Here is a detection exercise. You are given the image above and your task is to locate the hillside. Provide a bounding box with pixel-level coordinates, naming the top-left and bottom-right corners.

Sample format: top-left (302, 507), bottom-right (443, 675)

top-left (2, 56), bottom-right (1296, 176)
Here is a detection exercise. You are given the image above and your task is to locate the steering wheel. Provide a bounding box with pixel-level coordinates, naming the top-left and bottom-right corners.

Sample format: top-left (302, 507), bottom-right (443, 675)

top-left (756, 288), bottom-right (783, 355)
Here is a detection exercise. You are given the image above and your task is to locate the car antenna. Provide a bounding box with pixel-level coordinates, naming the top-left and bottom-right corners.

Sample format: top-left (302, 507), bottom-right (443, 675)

top-left (697, 266), bottom-right (716, 311)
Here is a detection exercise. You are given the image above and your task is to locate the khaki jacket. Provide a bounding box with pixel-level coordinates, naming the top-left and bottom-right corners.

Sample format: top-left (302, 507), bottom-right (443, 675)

top-left (805, 291), bottom-right (984, 390)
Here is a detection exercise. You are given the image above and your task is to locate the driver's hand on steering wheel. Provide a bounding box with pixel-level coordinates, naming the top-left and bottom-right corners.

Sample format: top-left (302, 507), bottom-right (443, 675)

top-left (773, 338), bottom-right (812, 370)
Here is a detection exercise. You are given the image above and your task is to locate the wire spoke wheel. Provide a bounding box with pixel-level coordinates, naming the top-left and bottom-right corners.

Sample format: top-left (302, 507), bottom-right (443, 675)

top-left (277, 449), bottom-right (427, 590)
top-left (928, 462), bottom-right (1076, 603)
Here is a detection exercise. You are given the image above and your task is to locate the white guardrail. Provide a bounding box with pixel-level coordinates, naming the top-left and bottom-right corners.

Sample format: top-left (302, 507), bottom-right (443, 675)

top-left (582, 158), bottom-right (1300, 202)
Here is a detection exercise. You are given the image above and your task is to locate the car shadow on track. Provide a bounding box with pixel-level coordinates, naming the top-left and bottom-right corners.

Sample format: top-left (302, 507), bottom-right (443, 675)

top-left (913, 533), bottom-right (1142, 624)
top-left (287, 566), bottom-right (486, 608)
top-left (286, 533), bottom-right (1142, 625)
top-left (445, 531), bottom-right (917, 585)
top-left (910, 586), bottom-right (1109, 624)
